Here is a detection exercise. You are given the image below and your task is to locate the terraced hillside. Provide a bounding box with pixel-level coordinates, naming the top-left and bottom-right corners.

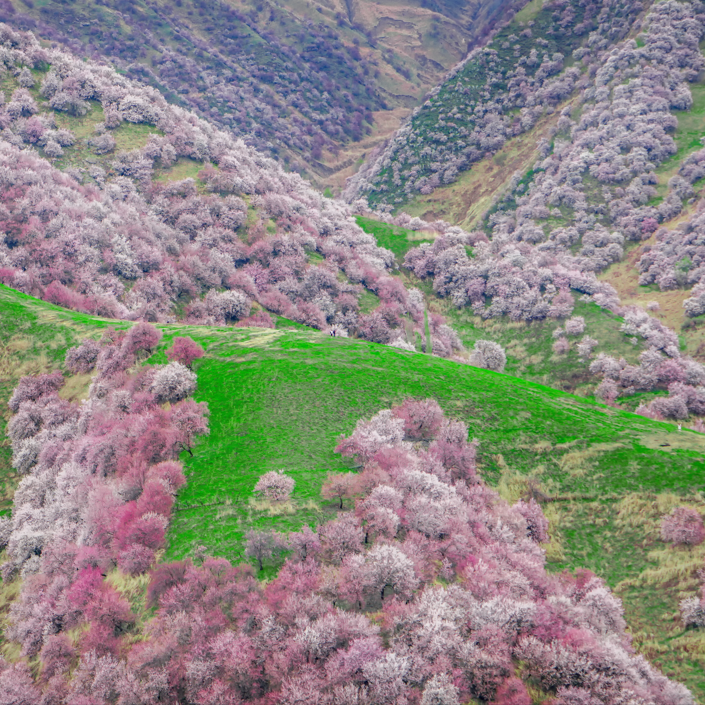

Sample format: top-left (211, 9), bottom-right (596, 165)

top-left (1, 283), bottom-right (704, 698)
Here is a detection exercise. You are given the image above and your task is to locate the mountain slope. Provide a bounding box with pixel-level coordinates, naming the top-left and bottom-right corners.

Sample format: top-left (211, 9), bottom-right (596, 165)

top-left (0, 284), bottom-right (704, 699)
top-left (2, 0), bottom-right (521, 186)
top-left (345, 0), bottom-right (647, 206)
top-left (0, 23), bottom-right (468, 360)
top-left (1, 7), bottom-right (705, 700)
top-left (351, 0), bottom-right (705, 423)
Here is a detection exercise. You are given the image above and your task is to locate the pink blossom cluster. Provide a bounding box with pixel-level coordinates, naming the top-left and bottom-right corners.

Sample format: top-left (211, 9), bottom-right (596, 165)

top-left (661, 507), bottom-right (705, 546)
top-left (3, 396), bottom-right (695, 704)
top-left (0, 138), bottom-right (393, 330)
top-left (403, 226), bottom-right (620, 322)
top-left (681, 583), bottom-right (705, 628)
top-left (638, 197), bottom-right (705, 313)
top-left (588, 307), bottom-right (705, 415)
top-left (0, 324), bottom-right (209, 662)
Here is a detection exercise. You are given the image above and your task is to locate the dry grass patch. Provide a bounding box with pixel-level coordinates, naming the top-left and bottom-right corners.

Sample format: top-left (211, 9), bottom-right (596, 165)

top-left (555, 446), bottom-right (602, 478)
top-left (247, 497), bottom-right (298, 517)
top-left (5, 336), bottom-right (32, 354)
top-left (59, 372), bottom-right (94, 403)
top-left (106, 568), bottom-right (152, 615)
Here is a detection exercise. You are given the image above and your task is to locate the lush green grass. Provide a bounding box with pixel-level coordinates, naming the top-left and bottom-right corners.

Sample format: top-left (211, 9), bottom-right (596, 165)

top-left (445, 299), bottom-right (643, 394)
top-left (160, 323), bottom-right (705, 560)
top-left (154, 158), bottom-right (206, 185)
top-left (355, 216), bottom-right (435, 266)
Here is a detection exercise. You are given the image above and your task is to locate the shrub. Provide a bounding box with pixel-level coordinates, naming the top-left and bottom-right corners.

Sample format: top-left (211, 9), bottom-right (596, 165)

top-left (471, 340), bottom-right (506, 372)
top-left (564, 316), bottom-right (586, 335)
top-left (245, 529), bottom-right (286, 571)
top-left (576, 336), bottom-right (598, 361)
top-left (553, 338), bottom-right (570, 355)
top-left (65, 339), bottom-right (101, 374)
top-left (514, 499), bottom-right (549, 543)
top-left (8, 371), bottom-right (64, 412)
top-left (151, 362), bottom-right (197, 404)
top-left (681, 592), bottom-right (705, 628)
top-left (118, 544), bottom-right (156, 575)
top-left (123, 322), bottom-right (162, 356)
top-left (421, 674), bottom-right (459, 705)
top-left (147, 561), bottom-right (189, 607)
top-left (595, 378), bottom-right (619, 405)
top-left (661, 507), bottom-right (705, 546)
top-left (393, 398), bottom-right (444, 440)
top-left (494, 677), bottom-right (531, 705)
top-left (321, 472), bottom-right (359, 509)
top-left (166, 337), bottom-right (205, 368)
top-left (90, 132), bottom-right (116, 154)
top-left (253, 470), bottom-right (295, 502)
top-left (205, 290), bottom-right (251, 322)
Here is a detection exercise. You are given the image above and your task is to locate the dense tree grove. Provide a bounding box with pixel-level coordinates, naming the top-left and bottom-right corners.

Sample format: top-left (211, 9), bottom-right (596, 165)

top-left (0, 23), bottom-right (466, 357)
top-left (346, 0), bottom-right (649, 206)
top-left (0, 393), bottom-right (695, 704)
top-left (0, 326), bottom-right (209, 680)
top-left (638, 184), bottom-right (705, 315)
top-left (351, 0), bottom-right (705, 310)
top-left (2, 1), bottom-right (705, 702)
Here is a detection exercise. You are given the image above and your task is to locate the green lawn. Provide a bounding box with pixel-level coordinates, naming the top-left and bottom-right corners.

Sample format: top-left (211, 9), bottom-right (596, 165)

top-left (355, 216), bottom-right (435, 266)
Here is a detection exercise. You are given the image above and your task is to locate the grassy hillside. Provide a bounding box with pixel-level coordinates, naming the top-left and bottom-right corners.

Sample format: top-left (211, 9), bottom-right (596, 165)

top-left (160, 320), bottom-right (705, 556)
top-left (400, 99), bottom-right (566, 229)
top-left (161, 313), bottom-right (705, 699)
top-left (0, 284), bottom-right (704, 698)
